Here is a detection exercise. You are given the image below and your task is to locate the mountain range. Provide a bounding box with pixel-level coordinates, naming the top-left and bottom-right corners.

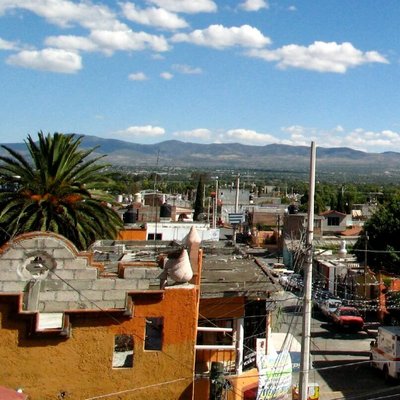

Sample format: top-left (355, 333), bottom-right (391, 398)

top-left (2, 135), bottom-right (400, 177)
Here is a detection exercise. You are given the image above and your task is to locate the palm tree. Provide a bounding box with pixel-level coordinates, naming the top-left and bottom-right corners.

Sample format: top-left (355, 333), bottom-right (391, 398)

top-left (0, 132), bottom-right (123, 250)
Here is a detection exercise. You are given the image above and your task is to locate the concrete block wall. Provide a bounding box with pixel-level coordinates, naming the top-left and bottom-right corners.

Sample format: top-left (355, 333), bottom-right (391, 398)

top-left (0, 233), bottom-right (162, 314)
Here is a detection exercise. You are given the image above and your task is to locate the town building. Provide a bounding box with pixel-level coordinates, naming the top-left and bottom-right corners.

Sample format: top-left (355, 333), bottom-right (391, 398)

top-left (193, 244), bottom-right (280, 399)
top-left (0, 231), bottom-right (202, 399)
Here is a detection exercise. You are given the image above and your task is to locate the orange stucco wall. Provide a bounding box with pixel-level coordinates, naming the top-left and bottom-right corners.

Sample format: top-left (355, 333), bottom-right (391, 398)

top-left (117, 228), bottom-right (147, 240)
top-left (195, 297), bottom-right (260, 400)
top-left (199, 297), bottom-right (245, 319)
top-left (0, 288), bottom-right (198, 400)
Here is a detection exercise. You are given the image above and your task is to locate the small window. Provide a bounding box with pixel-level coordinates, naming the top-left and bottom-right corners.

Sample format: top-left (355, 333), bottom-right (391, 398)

top-left (147, 233), bottom-right (162, 240)
top-left (113, 334), bottom-right (134, 368)
top-left (197, 319), bottom-right (234, 346)
top-left (145, 317), bottom-right (163, 351)
top-left (327, 216), bottom-right (340, 226)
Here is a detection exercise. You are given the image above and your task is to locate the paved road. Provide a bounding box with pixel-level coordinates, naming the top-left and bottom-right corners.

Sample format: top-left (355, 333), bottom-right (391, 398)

top-left (273, 291), bottom-right (400, 399)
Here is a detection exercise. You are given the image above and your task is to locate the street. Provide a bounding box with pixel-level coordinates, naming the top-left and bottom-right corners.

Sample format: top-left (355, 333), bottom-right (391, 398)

top-left (273, 291), bottom-right (400, 399)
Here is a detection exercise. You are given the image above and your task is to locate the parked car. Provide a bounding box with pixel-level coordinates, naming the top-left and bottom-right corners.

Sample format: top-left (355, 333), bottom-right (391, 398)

top-left (330, 306), bottom-right (364, 331)
top-left (319, 298), bottom-right (342, 318)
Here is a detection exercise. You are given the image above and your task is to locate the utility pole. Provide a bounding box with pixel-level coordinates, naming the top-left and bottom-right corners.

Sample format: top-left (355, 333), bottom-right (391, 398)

top-left (213, 177), bottom-right (219, 229)
top-left (233, 174), bottom-right (240, 243)
top-left (299, 141), bottom-right (316, 400)
top-left (277, 214), bottom-right (281, 263)
top-left (209, 362), bottom-right (224, 400)
top-left (364, 231), bottom-right (369, 299)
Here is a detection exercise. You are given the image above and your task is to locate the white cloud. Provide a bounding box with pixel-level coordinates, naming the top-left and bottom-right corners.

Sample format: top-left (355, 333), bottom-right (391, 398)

top-left (114, 125), bottom-right (166, 139)
top-left (0, 0), bottom-right (125, 31)
top-left (45, 29), bottom-right (170, 55)
top-left (223, 129), bottom-right (277, 144)
top-left (89, 29), bottom-right (170, 54)
top-left (6, 48), bottom-right (82, 73)
top-left (280, 125), bottom-right (400, 152)
top-left (160, 71), bottom-right (173, 79)
top-left (239, 0), bottom-right (268, 12)
top-left (172, 64), bottom-right (202, 74)
top-left (173, 128), bottom-right (212, 140)
top-left (248, 41), bottom-right (388, 73)
top-left (344, 128), bottom-right (400, 151)
top-left (45, 35), bottom-right (98, 52)
top-left (288, 5), bottom-right (297, 11)
top-left (172, 24), bottom-right (271, 49)
top-left (147, 0), bottom-right (217, 14)
top-left (121, 3), bottom-right (188, 30)
top-left (0, 37), bottom-right (18, 50)
top-left (128, 72), bottom-right (148, 81)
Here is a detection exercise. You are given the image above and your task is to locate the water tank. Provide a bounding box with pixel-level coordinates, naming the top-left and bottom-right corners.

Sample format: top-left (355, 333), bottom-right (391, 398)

top-left (116, 195), bottom-right (123, 203)
top-left (288, 204), bottom-right (299, 214)
top-left (160, 203), bottom-right (172, 218)
top-left (123, 208), bottom-right (136, 224)
top-left (134, 192), bottom-right (142, 203)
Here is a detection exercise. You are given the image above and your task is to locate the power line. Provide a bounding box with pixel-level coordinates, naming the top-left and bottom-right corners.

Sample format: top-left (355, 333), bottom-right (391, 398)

top-left (83, 377), bottom-right (191, 400)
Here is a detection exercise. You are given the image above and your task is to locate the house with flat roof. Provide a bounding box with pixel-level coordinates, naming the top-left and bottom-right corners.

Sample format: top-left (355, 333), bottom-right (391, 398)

top-left (0, 231), bottom-right (202, 400)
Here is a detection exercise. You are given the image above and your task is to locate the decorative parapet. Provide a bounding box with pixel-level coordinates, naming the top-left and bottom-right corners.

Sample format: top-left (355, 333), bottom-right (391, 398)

top-left (0, 232), bottom-right (163, 337)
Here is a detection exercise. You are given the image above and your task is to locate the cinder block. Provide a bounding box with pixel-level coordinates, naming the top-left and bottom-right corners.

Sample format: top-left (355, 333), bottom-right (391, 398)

top-left (0, 271), bottom-right (21, 281)
top-left (94, 301), bottom-right (121, 310)
top-left (79, 290), bottom-right (104, 301)
top-left (123, 267), bottom-right (146, 279)
top-left (42, 280), bottom-right (67, 291)
top-left (91, 279), bottom-right (116, 290)
top-left (1, 248), bottom-right (25, 260)
top-left (74, 269), bottom-right (98, 280)
top-left (103, 290), bottom-right (126, 301)
top-left (63, 259), bottom-right (88, 270)
top-left (21, 238), bottom-right (39, 249)
top-left (39, 237), bottom-right (63, 249)
top-left (137, 279), bottom-right (150, 290)
top-left (52, 248), bottom-right (75, 259)
top-left (145, 269), bottom-right (162, 279)
top-left (114, 300), bottom-right (126, 309)
top-left (114, 279), bottom-right (138, 290)
top-left (1, 260), bottom-right (20, 270)
top-left (2, 281), bottom-right (27, 292)
top-left (56, 291), bottom-right (80, 302)
top-left (39, 291), bottom-right (57, 301)
top-left (49, 270), bottom-right (74, 280)
top-left (65, 280), bottom-right (93, 290)
top-left (40, 301), bottom-right (69, 312)
top-left (67, 301), bottom-right (90, 310)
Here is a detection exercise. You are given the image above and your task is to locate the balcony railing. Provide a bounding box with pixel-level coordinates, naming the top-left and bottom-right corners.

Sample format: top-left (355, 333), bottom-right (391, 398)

top-left (195, 326), bottom-right (236, 374)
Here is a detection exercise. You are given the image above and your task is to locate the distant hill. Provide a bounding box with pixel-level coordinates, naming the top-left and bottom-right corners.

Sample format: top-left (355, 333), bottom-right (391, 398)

top-left (2, 134), bottom-right (400, 176)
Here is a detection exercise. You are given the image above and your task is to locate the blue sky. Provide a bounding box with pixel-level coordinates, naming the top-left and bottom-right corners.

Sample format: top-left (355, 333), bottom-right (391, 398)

top-left (0, 1), bottom-right (399, 152)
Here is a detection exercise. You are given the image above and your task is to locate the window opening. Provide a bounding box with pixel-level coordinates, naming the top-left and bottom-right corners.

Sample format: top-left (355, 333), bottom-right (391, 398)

top-left (145, 317), bottom-right (163, 350)
top-left (327, 216), bottom-right (340, 226)
top-left (197, 319), bottom-right (234, 346)
top-left (147, 233), bottom-right (162, 240)
top-left (113, 334), bottom-right (134, 368)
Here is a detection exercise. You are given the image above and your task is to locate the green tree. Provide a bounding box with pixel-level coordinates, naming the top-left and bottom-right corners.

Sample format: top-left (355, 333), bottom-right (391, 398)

top-left (193, 174), bottom-right (205, 221)
top-left (353, 194), bottom-right (400, 273)
top-left (0, 132), bottom-right (123, 250)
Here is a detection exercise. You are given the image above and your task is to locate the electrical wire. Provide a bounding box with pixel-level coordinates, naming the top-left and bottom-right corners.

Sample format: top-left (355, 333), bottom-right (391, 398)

top-left (82, 377), bottom-right (191, 400)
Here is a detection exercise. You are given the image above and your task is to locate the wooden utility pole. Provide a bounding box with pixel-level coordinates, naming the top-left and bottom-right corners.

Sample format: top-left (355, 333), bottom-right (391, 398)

top-left (209, 362), bottom-right (224, 400)
top-left (233, 174), bottom-right (240, 243)
top-left (299, 141), bottom-right (316, 400)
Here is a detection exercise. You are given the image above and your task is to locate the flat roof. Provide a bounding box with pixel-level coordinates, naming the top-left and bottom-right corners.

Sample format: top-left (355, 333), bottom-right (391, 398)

top-left (200, 252), bottom-right (280, 299)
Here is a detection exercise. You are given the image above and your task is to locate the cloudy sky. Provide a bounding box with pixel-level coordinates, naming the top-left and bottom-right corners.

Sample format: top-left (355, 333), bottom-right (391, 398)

top-left (0, 0), bottom-right (399, 152)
